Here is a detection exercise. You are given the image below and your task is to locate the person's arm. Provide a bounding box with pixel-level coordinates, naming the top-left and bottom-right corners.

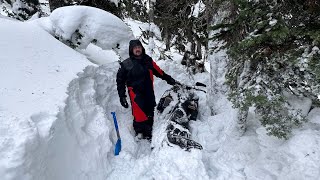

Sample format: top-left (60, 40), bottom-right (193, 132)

top-left (151, 60), bottom-right (176, 85)
top-left (116, 63), bottom-right (127, 98)
top-left (116, 63), bottom-right (129, 108)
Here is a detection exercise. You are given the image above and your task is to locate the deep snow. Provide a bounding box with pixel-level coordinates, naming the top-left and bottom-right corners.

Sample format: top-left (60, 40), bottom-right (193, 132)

top-left (1, 5), bottom-right (320, 180)
top-left (0, 17), bottom-right (92, 179)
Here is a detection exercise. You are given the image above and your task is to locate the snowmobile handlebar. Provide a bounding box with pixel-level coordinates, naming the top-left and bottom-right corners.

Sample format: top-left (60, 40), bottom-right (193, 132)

top-left (195, 82), bottom-right (206, 87)
top-left (175, 82), bottom-right (206, 93)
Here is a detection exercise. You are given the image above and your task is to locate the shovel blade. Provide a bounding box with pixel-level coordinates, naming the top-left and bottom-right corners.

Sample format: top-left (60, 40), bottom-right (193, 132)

top-left (114, 139), bottom-right (121, 155)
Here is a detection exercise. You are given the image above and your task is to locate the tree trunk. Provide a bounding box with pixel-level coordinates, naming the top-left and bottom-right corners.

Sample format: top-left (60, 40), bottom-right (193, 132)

top-left (191, 41), bottom-right (196, 56)
top-left (196, 38), bottom-right (202, 58)
top-left (207, 0), bottom-right (232, 115)
top-left (148, 0), bottom-right (155, 55)
top-left (237, 108), bottom-right (248, 135)
top-left (164, 25), bottom-right (170, 51)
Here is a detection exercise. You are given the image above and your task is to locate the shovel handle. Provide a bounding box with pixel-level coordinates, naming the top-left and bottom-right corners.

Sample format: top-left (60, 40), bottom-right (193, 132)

top-left (111, 112), bottom-right (120, 139)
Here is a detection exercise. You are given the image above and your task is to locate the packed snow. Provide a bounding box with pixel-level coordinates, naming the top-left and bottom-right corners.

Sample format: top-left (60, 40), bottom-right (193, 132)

top-left (1, 5), bottom-right (320, 180)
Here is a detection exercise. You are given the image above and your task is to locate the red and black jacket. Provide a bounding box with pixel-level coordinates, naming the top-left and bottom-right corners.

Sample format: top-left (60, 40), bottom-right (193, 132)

top-left (116, 52), bottom-right (175, 122)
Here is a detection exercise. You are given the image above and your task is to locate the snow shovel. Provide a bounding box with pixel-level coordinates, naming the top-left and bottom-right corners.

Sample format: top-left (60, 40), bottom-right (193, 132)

top-left (111, 112), bottom-right (121, 156)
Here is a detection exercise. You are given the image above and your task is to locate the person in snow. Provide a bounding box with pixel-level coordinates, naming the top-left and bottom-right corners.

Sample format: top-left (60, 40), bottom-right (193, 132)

top-left (116, 39), bottom-right (177, 140)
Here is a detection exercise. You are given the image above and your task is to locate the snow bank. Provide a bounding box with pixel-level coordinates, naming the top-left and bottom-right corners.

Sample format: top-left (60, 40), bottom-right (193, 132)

top-left (0, 18), bottom-right (91, 179)
top-left (29, 64), bottom-right (123, 180)
top-left (33, 6), bottom-right (134, 60)
top-left (77, 44), bottom-right (119, 65)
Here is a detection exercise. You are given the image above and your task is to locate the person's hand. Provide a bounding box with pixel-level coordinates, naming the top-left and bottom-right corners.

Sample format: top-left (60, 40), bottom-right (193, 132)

top-left (167, 78), bottom-right (177, 86)
top-left (120, 97), bottom-right (129, 108)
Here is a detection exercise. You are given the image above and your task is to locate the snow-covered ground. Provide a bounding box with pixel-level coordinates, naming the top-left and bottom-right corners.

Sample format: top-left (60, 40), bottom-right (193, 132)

top-left (1, 5), bottom-right (320, 180)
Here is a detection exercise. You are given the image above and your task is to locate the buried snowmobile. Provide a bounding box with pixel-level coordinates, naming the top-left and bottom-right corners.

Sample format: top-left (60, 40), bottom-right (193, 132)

top-left (156, 82), bottom-right (206, 151)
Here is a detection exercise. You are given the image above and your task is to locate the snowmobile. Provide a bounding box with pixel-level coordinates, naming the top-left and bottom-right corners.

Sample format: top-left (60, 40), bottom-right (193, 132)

top-left (156, 82), bottom-right (206, 151)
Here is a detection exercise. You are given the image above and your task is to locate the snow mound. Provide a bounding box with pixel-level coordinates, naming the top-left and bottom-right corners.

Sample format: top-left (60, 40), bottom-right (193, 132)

top-left (33, 6), bottom-right (134, 60)
top-left (0, 18), bottom-right (91, 179)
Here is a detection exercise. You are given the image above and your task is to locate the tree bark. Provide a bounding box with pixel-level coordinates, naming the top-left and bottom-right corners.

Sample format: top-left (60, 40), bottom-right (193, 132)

top-left (148, 0), bottom-right (155, 55)
top-left (164, 25), bottom-right (170, 50)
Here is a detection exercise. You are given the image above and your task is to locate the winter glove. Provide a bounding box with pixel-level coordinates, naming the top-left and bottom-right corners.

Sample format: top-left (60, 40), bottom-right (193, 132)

top-left (167, 78), bottom-right (177, 86)
top-left (120, 97), bottom-right (129, 108)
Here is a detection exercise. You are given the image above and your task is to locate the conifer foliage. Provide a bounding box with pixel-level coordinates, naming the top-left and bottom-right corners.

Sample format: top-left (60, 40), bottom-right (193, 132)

top-left (121, 0), bottom-right (148, 21)
top-left (1, 0), bottom-right (41, 20)
top-left (154, 0), bottom-right (207, 57)
top-left (212, 0), bottom-right (320, 139)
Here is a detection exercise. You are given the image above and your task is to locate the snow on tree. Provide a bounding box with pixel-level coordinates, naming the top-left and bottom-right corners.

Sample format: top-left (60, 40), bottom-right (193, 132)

top-left (33, 5), bottom-right (134, 60)
top-left (0, 0), bottom-right (40, 20)
top-left (121, 0), bottom-right (148, 21)
top-left (154, 0), bottom-right (206, 57)
top-left (206, 0), bottom-right (233, 115)
top-left (211, 0), bottom-right (320, 139)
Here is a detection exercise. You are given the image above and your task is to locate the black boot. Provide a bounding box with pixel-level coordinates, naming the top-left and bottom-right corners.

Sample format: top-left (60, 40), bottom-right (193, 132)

top-left (133, 117), bottom-right (154, 141)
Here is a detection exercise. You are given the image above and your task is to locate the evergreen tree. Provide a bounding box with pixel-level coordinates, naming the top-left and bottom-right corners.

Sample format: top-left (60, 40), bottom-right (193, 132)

top-left (211, 0), bottom-right (320, 139)
top-left (49, 0), bottom-right (121, 18)
top-left (48, 0), bottom-right (65, 12)
top-left (154, 0), bottom-right (207, 59)
top-left (121, 0), bottom-right (148, 21)
top-left (1, 0), bottom-right (40, 20)
top-left (206, 0), bottom-right (235, 115)
top-left (77, 0), bottom-right (121, 17)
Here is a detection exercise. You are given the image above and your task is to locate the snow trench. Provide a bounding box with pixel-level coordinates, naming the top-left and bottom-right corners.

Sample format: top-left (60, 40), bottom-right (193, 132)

top-left (24, 62), bottom-right (210, 180)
